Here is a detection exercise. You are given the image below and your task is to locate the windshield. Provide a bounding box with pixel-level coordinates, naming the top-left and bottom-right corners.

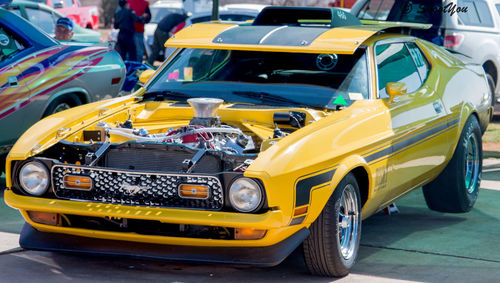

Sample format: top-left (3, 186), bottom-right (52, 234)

top-left (150, 7), bottom-right (184, 23)
top-left (145, 48), bottom-right (369, 109)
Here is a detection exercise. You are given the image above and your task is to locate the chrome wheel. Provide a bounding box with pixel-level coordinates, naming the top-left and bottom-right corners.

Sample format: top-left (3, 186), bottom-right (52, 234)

top-left (53, 102), bottom-right (71, 113)
top-left (338, 184), bottom-right (359, 260)
top-left (464, 133), bottom-right (480, 194)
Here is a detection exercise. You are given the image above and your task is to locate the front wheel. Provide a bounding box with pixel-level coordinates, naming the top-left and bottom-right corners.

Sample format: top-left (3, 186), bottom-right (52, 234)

top-left (303, 172), bottom-right (361, 277)
top-left (42, 95), bottom-right (82, 118)
top-left (423, 115), bottom-right (482, 213)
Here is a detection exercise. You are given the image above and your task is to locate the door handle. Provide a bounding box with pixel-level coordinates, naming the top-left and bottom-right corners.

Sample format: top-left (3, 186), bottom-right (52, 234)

top-left (8, 76), bottom-right (18, 88)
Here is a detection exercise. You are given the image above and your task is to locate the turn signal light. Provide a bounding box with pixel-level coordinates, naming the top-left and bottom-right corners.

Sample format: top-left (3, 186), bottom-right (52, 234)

top-left (294, 205), bottom-right (308, 216)
top-left (178, 184), bottom-right (209, 199)
top-left (27, 211), bottom-right (59, 226)
top-left (235, 228), bottom-right (266, 240)
top-left (63, 175), bottom-right (92, 190)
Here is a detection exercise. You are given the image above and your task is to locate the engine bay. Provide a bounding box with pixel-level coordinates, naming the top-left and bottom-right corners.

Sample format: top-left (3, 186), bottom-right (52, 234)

top-left (35, 98), bottom-right (326, 175)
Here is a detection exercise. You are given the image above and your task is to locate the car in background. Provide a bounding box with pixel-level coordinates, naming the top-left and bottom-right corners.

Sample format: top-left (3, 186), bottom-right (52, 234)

top-left (3, 6), bottom-right (491, 278)
top-left (7, 0), bottom-right (101, 43)
top-left (29, 0), bottom-right (99, 30)
top-left (221, 3), bottom-right (267, 12)
top-left (351, 0), bottom-right (500, 114)
top-left (0, 7), bottom-right (125, 171)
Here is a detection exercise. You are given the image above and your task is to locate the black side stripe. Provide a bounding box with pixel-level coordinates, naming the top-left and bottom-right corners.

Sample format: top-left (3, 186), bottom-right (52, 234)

top-left (365, 118), bottom-right (459, 163)
top-left (362, 115), bottom-right (459, 158)
top-left (295, 169), bottom-right (335, 207)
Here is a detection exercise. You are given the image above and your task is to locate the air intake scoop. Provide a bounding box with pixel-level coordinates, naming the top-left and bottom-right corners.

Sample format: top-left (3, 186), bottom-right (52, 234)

top-left (188, 98), bottom-right (224, 127)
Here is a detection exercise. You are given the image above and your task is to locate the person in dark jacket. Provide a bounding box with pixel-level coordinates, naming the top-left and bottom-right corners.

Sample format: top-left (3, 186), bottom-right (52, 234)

top-left (114, 0), bottom-right (144, 61)
top-left (148, 12), bottom-right (187, 65)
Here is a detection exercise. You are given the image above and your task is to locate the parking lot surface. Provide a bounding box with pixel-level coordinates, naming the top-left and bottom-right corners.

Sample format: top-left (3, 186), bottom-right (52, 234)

top-left (0, 159), bottom-right (499, 282)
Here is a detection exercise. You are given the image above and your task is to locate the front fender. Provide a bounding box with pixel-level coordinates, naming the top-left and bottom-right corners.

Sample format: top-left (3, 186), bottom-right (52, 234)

top-left (305, 155), bottom-right (372, 226)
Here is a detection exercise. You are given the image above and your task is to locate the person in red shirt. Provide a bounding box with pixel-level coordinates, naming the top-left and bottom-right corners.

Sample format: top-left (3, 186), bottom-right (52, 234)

top-left (127, 0), bottom-right (151, 62)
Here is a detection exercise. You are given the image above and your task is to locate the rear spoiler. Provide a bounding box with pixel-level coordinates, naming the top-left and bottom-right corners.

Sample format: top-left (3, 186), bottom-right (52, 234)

top-left (359, 20), bottom-right (432, 34)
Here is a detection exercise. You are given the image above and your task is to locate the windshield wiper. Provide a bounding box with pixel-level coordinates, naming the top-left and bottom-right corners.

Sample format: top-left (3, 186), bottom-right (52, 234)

top-left (142, 90), bottom-right (188, 102)
top-left (232, 91), bottom-right (310, 108)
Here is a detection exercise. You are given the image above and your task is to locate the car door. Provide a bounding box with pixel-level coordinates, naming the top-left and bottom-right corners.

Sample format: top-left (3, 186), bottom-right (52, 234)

top-left (0, 24), bottom-right (31, 148)
top-left (375, 39), bottom-right (451, 203)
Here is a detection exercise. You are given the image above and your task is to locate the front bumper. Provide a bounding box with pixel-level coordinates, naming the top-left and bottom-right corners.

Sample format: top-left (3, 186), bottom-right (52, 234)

top-left (20, 223), bottom-right (309, 266)
top-left (4, 189), bottom-right (300, 248)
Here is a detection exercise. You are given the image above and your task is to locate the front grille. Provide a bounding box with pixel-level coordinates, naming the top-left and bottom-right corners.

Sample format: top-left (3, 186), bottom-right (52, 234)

top-left (51, 165), bottom-right (224, 210)
top-left (105, 148), bottom-right (221, 173)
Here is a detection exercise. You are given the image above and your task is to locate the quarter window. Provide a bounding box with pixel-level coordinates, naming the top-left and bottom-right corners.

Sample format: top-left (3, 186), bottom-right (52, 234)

top-left (406, 42), bottom-right (430, 84)
top-left (376, 43), bottom-right (421, 98)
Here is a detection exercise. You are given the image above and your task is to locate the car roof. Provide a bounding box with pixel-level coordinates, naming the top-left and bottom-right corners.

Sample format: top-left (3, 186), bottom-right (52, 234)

top-left (151, 0), bottom-right (183, 9)
top-left (190, 9), bottom-right (258, 19)
top-left (166, 7), bottom-right (430, 54)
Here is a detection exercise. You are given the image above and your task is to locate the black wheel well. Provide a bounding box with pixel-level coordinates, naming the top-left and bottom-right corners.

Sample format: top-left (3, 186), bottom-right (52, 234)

top-left (351, 166), bottom-right (369, 208)
top-left (483, 61), bottom-right (497, 86)
top-left (73, 92), bottom-right (88, 104)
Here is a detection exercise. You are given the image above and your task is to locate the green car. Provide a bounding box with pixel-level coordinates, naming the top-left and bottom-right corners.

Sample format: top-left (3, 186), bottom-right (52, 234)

top-left (7, 0), bottom-right (101, 43)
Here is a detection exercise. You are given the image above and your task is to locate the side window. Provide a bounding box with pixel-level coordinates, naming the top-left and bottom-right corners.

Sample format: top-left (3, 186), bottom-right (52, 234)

top-left (64, 0), bottom-right (74, 7)
top-left (25, 8), bottom-right (56, 34)
top-left (496, 4), bottom-right (500, 16)
top-left (406, 42), bottom-right (430, 84)
top-left (0, 26), bottom-right (27, 63)
top-left (357, 0), bottom-right (396, 21)
top-left (458, 0), bottom-right (494, 27)
top-left (376, 43), bottom-right (421, 98)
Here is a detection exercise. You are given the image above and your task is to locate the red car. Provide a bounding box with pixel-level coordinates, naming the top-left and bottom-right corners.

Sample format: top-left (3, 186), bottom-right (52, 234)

top-left (33, 0), bottom-right (99, 30)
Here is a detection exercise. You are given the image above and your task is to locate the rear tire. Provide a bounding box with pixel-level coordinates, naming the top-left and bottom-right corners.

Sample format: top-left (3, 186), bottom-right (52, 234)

top-left (303, 172), bottom-right (361, 277)
top-left (42, 95), bottom-right (82, 118)
top-left (423, 115), bottom-right (482, 213)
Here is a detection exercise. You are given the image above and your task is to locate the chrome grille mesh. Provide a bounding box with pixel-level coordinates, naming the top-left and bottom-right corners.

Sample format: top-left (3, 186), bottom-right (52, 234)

top-left (51, 165), bottom-right (224, 210)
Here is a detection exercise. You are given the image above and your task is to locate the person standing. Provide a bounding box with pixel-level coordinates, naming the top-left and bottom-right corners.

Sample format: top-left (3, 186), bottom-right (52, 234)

top-left (128, 0), bottom-right (151, 62)
top-left (55, 17), bottom-right (74, 41)
top-left (114, 0), bottom-right (143, 61)
top-left (148, 12), bottom-right (187, 65)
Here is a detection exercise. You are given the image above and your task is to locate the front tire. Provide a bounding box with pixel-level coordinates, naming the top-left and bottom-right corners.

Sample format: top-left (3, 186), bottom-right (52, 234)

top-left (42, 95), bottom-right (82, 118)
top-left (303, 172), bottom-right (361, 277)
top-left (423, 115), bottom-right (482, 213)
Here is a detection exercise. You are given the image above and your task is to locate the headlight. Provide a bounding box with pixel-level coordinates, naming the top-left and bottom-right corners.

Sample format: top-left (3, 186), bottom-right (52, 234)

top-left (229, 178), bottom-right (262, 213)
top-left (19, 161), bottom-right (50, 196)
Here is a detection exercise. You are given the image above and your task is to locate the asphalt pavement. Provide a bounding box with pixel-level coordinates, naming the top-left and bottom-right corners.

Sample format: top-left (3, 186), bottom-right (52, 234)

top-left (0, 159), bottom-right (499, 282)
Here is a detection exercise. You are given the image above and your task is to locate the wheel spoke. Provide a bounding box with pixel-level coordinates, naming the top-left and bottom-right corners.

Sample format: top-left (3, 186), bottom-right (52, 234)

top-left (337, 184), bottom-right (359, 260)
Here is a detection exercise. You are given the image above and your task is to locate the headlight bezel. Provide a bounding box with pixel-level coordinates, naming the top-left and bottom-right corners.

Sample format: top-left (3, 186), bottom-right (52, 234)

top-left (17, 160), bottom-right (50, 196)
top-left (228, 177), bottom-right (265, 213)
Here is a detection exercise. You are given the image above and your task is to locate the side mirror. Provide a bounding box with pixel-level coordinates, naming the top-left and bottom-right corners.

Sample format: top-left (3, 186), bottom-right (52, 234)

top-left (139, 69), bottom-right (155, 84)
top-left (386, 82), bottom-right (407, 102)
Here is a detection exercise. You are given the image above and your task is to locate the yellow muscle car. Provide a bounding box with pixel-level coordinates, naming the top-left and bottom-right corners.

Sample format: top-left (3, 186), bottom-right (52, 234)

top-left (4, 7), bottom-right (492, 277)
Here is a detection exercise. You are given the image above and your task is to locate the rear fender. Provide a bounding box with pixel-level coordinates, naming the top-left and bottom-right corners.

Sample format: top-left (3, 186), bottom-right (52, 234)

top-left (40, 88), bottom-right (90, 119)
